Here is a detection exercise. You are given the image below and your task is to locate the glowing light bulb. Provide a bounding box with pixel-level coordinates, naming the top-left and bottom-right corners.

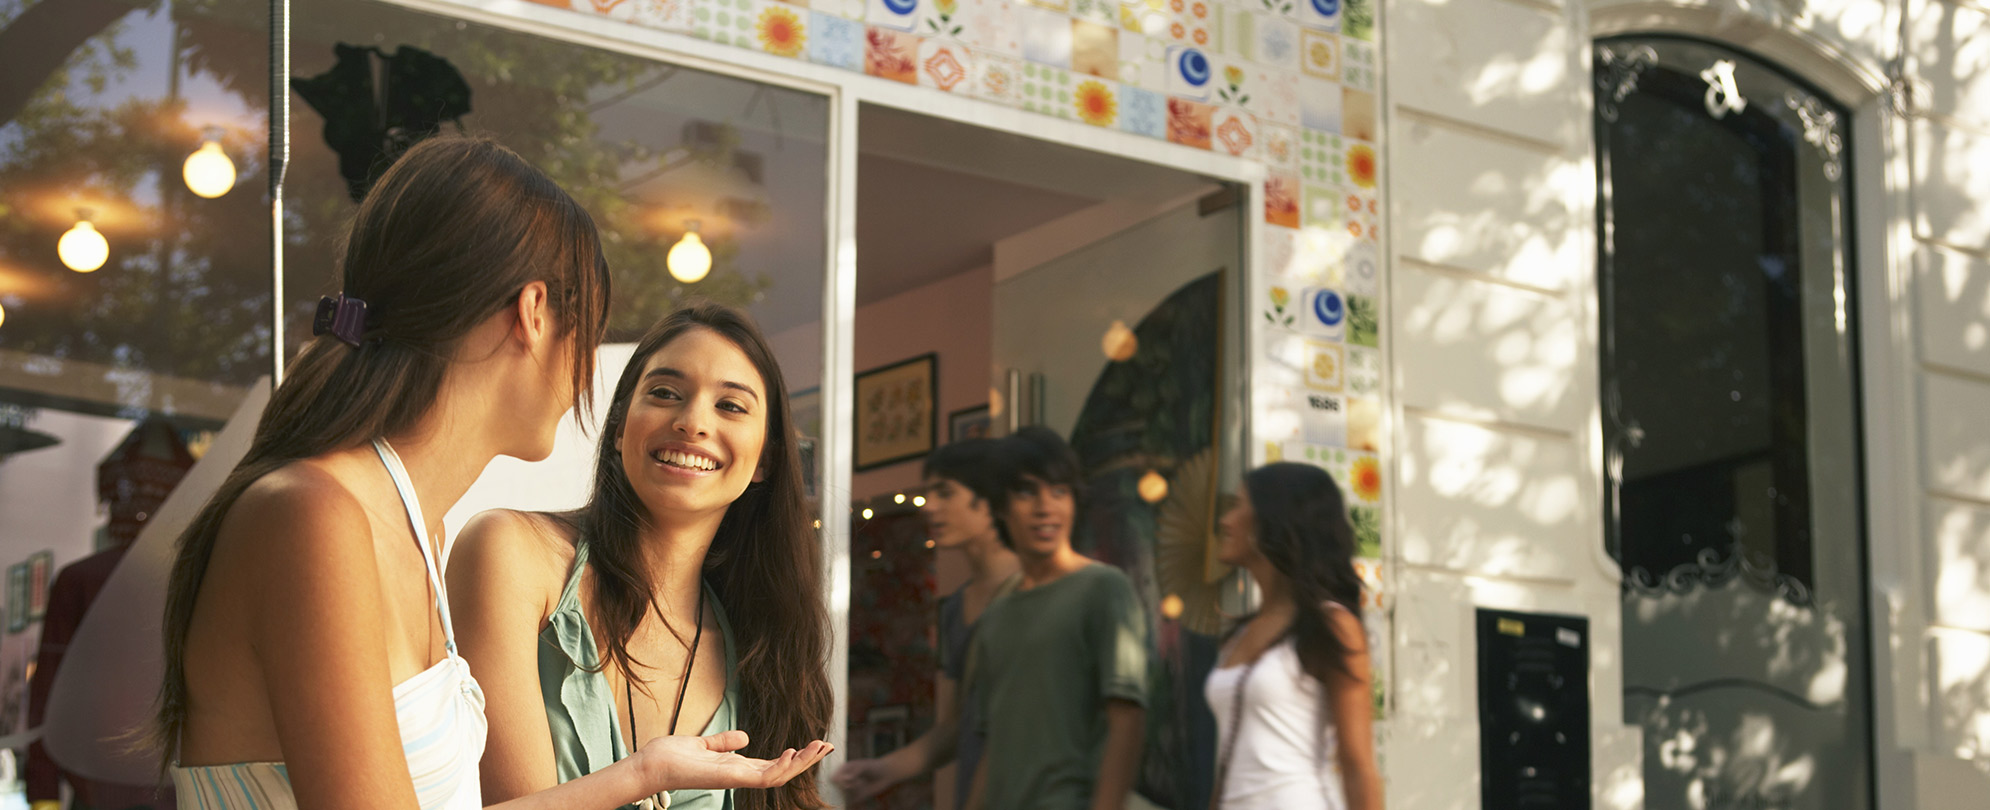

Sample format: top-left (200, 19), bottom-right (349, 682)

top-left (183, 139), bottom-right (237, 198)
top-left (1161, 593), bottom-right (1185, 620)
top-left (59, 218), bottom-right (108, 273)
top-left (894, 493), bottom-right (906, 504)
top-left (1138, 470), bottom-right (1169, 503)
top-left (667, 222), bottom-right (712, 283)
top-left (1102, 319), bottom-right (1138, 361)
top-left (862, 508), bottom-right (874, 520)
top-left (0, 300), bottom-right (7, 330)
top-left (913, 496), bottom-right (926, 507)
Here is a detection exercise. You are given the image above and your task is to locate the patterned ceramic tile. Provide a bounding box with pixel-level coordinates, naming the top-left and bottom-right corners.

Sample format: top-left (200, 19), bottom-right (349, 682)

top-left (1251, 0), bottom-right (1298, 18)
top-left (1024, 0), bottom-right (1070, 11)
top-left (1344, 188), bottom-right (1379, 241)
top-left (809, 11), bottom-right (866, 68)
top-left (753, 2), bottom-right (809, 57)
top-left (1119, 85), bottom-right (1167, 136)
top-left (1346, 293), bottom-right (1378, 349)
top-left (1299, 29), bottom-right (1337, 78)
top-left (1300, 128), bottom-right (1344, 185)
top-left (971, 48), bottom-right (1024, 104)
top-left (811, 0), bottom-right (865, 19)
top-left (1166, 45), bottom-right (1215, 99)
top-left (1254, 12), bottom-right (1300, 68)
top-left (695, 0), bottom-right (761, 46)
top-left (1265, 172), bottom-right (1301, 227)
top-left (1212, 107), bottom-right (1259, 158)
top-left (1297, 285), bottom-right (1347, 341)
top-left (1304, 339), bottom-right (1345, 391)
top-left (1346, 394), bottom-right (1379, 450)
top-left (1019, 61), bottom-right (1075, 117)
top-left (572, 0), bottom-right (641, 24)
top-left (1165, 95), bottom-right (1214, 147)
top-left (1072, 20), bottom-right (1119, 77)
top-left (1070, 0), bottom-right (1118, 25)
top-left (1299, 76), bottom-right (1341, 132)
top-left (1288, 388), bottom-right (1348, 445)
top-left (1074, 78), bottom-right (1119, 126)
top-left (1346, 139), bottom-right (1377, 188)
top-left (1340, 37), bottom-right (1375, 90)
top-left (1263, 121), bottom-right (1299, 171)
top-left (1125, 0), bottom-right (1172, 35)
top-left (920, 0), bottom-right (966, 37)
top-left (1118, 32), bottom-right (1168, 91)
top-left (1297, 0), bottom-right (1338, 32)
top-left (957, 0), bottom-right (1019, 52)
top-left (1302, 181), bottom-right (1342, 231)
top-left (918, 37), bottom-right (974, 90)
top-left (1345, 343), bottom-right (1380, 396)
top-left (1254, 67), bottom-right (1298, 126)
top-left (1020, 5), bottom-right (1074, 66)
top-left (866, 0), bottom-right (920, 30)
top-left (1342, 85), bottom-right (1376, 140)
top-left (631, 0), bottom-right (695, 32)
top-left (1262, 222), bottom-right (1302, 277)
top-left (1341, 0), bottom-right (1373, 41)
top-left (865, 26), bottom-right (922, 82)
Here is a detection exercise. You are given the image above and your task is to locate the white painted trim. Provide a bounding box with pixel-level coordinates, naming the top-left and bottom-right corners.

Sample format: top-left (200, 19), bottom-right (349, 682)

top-left (819, 88), bottom-right (859, 801)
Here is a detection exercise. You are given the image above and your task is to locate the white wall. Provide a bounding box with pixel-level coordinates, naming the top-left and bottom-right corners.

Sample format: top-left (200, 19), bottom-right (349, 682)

top-left (1379, 0), bottom-right (1990, 806)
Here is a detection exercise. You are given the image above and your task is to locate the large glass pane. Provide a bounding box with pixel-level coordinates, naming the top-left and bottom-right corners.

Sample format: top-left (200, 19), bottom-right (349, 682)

top-left (0, 0), bottom-right (268, 802)
top-left (283, 0), bottom-right (829, 357)
top-left (1596, 36), bottom-right (1869, 810)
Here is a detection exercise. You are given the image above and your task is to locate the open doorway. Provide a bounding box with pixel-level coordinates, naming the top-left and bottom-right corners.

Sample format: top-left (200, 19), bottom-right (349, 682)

top-left (832, 105), bottom-right (1247, 810)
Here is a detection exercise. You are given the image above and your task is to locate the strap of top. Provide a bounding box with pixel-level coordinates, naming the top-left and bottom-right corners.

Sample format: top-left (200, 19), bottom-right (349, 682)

top-left (373, 439), bottom-right (458, 654)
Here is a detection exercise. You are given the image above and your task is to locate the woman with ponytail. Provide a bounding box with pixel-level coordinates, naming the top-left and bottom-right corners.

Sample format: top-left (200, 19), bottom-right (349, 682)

top-left (1204, 463), bottom-right (1382, 810)
top-left (157, 137), bottom-right (829, 810)
top-left (450, 301), bottom-right (833, 810)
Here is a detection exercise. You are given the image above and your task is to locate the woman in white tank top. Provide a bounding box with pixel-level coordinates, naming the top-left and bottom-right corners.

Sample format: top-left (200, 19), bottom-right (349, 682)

top-left (1204, 463), bottom-right (1383, 810)
top-left (157, 137), bottom-right (829, 810)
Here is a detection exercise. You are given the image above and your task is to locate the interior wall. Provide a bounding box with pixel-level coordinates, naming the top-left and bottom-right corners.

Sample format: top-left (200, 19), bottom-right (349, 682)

top-left (770, 265), bottom-right (994, 504)
top-left (992, 199), bottom-right (1242, 439)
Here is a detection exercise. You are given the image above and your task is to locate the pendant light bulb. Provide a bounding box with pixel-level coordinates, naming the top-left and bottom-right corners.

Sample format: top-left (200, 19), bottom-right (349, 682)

top-left (0, 300), bottom-right (7, 330)
top-left (183, 138), bottom-right (237, 199)
top-left (667, 221), bottom-right (712, 284)
top-left (59, 213), bottom-right (109, 273)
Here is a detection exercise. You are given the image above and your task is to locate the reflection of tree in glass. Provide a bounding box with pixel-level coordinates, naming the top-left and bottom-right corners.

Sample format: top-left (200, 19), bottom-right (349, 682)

top-left (0, 0), bottom-right (274, 389)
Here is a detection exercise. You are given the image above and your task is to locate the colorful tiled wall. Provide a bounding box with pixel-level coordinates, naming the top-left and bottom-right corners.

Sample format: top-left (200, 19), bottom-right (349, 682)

top-left (531, 0), bottom-right (1390, 699)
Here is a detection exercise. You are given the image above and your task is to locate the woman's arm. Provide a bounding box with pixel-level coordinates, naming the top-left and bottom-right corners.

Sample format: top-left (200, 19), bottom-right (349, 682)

top-left (237, 479), bottom-right (427, 810)
top-left (489, 732), bottom-right (832, 810)
top-left (447, 510), bottom-right (565, 803)
top-left (1322, 605), bottom-right (1382, 810)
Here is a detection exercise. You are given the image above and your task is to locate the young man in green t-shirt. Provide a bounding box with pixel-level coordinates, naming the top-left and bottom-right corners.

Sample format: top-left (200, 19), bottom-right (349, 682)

top-left (963, 427), bottom-right (1148, 810)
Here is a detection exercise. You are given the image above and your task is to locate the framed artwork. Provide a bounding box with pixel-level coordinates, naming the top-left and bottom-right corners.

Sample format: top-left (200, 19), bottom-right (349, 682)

top-left (790, 387), bottom-right (822, 499)
top-left (853, 354), bottom-right (937, 471)
top-left (949, 404), bottom-right (991, 442)
top-left (6, 564), bottom-right (25, 634)
top-left (26, 551), bottom-right (51, 621)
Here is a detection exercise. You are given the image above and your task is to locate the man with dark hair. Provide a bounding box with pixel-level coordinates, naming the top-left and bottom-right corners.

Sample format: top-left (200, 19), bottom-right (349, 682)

top-left (964, 427), bottom-right (1148, 810)
top-left (833, 439), bottom-right (1020, 806)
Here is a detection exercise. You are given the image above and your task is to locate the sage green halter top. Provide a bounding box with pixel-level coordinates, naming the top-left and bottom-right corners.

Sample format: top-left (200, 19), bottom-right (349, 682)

top-left (539, 541), bottom-right (739, 810)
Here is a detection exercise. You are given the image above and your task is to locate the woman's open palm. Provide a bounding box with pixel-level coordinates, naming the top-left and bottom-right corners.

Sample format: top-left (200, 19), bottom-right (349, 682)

top-left (637, 731), bottom-right (833, 792)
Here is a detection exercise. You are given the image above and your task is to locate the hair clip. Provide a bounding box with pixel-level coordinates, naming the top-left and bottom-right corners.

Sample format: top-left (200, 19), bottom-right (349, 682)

top-left (313, 294), bottom-right (369, 347)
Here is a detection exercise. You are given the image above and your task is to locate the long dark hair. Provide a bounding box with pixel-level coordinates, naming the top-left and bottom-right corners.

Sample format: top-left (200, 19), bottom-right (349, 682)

top-left (569, 301), bottom-right (830, 810)
top-left (154, 135), bottom-right (611, 761)
top-left (1240, 463), bottom-right (1365, 687)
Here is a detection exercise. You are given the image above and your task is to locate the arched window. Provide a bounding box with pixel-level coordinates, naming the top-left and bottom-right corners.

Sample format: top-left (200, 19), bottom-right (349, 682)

top-left (1595, 35), bottom-right (1871, 809)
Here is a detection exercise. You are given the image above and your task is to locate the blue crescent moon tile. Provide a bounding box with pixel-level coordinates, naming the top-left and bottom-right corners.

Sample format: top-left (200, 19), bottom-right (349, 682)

top-left (1167, 46), bottom-right (1214, 99)
top-left (1313, 289), bottom-right (1346, 327)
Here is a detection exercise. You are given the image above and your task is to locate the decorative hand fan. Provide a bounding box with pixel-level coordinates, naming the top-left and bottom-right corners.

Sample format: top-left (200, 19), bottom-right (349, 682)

top-left (1153, 448), bottom-right (1233, 636)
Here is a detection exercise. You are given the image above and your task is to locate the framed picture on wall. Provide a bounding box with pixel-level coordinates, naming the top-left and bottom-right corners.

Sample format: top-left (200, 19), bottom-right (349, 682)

top-left (949, 404), bottom-right (991, 442)
top-left (26, 551), bottom-right (51, 621)
top-left (790, 387), bottom-right (822, 499)
top-left (853, 353), bottom-right (937, 471)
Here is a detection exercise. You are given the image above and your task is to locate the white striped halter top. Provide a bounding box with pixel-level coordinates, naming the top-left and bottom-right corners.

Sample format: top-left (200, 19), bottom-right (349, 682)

top-left (173, 439), bottom-right (489, 810)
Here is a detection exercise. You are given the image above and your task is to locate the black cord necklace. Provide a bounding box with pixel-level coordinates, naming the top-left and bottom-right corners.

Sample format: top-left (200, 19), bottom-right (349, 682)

top-left (627, 586), bottom-right (707, 809)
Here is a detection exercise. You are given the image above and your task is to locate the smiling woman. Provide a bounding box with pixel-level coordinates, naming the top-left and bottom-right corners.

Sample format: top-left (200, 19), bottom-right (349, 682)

top-left (449, 301), bottom-right (834, 810)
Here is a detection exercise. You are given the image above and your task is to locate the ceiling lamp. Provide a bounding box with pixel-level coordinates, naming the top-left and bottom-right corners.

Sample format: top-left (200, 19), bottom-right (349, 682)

top-left (182, 135), bottom-right (237, 199)
top-left (1138, 469), bottom-right (1170, 503)
top-left (667, 220), bottom-right (711, 283)
top-left (59, 211), bottom-right (109, 273)
top-left (1102, 320), bottom-right (1138, 361)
